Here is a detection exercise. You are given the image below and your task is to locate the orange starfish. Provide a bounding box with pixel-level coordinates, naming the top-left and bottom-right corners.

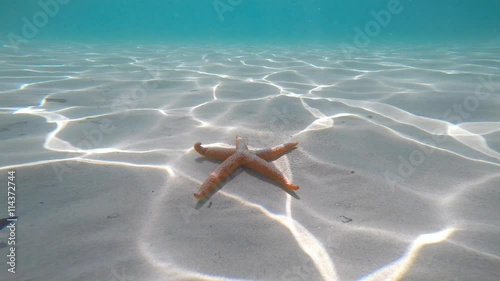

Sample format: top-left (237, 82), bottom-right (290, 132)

top-left (193, 136), bottom-right (299, 199)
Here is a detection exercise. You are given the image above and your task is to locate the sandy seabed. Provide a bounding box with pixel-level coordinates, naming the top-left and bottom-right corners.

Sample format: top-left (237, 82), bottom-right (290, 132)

top-left (0, 42), bottom-right (499, 281)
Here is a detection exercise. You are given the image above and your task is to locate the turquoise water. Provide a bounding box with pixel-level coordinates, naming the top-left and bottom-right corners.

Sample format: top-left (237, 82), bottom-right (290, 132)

top-left (2, 0), bottom-right (500, 45)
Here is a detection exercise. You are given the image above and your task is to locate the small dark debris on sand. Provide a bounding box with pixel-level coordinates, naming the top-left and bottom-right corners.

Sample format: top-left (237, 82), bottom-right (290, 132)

top-left (339, 216), bottom-right (352, 223)
top-left (107, 213), bottom-right (120, 219)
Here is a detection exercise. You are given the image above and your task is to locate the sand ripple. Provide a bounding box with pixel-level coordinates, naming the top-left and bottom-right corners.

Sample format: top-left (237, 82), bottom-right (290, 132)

top-left (1, 42), bottom-right (499, 281)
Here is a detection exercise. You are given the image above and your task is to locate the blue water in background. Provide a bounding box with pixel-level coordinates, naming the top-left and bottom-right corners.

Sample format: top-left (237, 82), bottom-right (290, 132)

top-left (1, 0), bottom-right (499, 45)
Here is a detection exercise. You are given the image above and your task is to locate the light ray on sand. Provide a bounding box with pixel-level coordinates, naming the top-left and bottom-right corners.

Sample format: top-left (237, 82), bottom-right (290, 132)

top-left (222, 192), bottom-right (339, 281)
top-left (285, 195), bottom-right (339, 281)
top-left (359, 227), bottom-right (455, 281)
top-left (447, 125), bottom-right (500, 160)
top-left (285, 97), bottom-right (500, 167)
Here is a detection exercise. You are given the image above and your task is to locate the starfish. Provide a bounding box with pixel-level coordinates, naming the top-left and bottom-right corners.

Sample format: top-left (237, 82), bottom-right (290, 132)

top-left (193, 136), bottom-right (299, 199)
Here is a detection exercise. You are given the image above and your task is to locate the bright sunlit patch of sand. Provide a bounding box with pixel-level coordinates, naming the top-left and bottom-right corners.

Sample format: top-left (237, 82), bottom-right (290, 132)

top-left (359, 228), bottom-right (456, 281)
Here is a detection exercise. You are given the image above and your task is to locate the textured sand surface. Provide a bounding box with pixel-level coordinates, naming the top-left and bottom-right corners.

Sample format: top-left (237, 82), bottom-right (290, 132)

top-left (0, 42), bottom-right (499, 281)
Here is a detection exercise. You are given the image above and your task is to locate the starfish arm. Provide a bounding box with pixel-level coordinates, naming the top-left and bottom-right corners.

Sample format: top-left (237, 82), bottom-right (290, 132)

top-left (194, 154), bottom-right (243, 199)
top-left (235, 135), bottom-right (248, 151)
top-left (194, 142), bottom-right (236, 161)
top-left (242, 154), bottom-right (299, 191)
top-left (253, 142), bottom-right (298, 161)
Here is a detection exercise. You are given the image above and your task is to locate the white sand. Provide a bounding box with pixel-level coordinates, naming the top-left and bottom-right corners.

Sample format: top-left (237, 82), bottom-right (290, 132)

top-left (0, 42), bottom-right (499, 281)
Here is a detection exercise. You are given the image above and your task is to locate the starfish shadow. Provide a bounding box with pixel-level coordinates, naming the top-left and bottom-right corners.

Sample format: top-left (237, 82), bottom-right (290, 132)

top-left (194, 157), bottom-right (220, 164)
